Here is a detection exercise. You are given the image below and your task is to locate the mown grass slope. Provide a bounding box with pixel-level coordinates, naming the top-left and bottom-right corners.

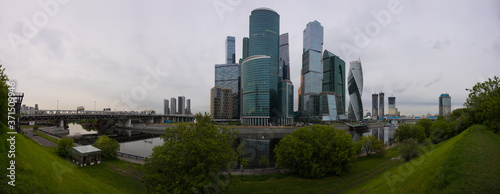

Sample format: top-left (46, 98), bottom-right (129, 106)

top-left (0, 124), bottom-right (146, 193)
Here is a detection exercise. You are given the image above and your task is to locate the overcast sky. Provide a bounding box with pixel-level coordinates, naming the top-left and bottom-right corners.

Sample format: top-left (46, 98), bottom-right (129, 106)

top-left (1, 0), bottom-right (499, 116)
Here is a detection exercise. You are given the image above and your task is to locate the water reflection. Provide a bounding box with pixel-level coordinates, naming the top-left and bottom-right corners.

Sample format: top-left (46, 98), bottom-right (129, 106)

top-left (67, 123), bottom-right (98, 136)
top-left (119, 137), bottom-right (164, 158)
top-left (348, 127), bottom-right (396, 144)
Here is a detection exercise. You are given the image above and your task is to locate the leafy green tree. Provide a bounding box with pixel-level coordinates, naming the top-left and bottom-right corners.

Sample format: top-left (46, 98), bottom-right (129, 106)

top-left (413, 124), bottom-right (426, 143)
top-left (143, 113), bottom-right (239, 193)
top-left (33, 125), bottom-right (39, 131)
top-left (57, 137), bottom-right (74, 157)
top-left (416, 118), bottom-right (433, 137)
top-left (359, 135), bottom-right (385, 156)
top-left (464, 76), bottom-right (500, 132)
top-left (399, 138), bottom-right (420, 162)
top-left (394, 123), bottom-right (415, 142)
top-left (0, 63), bottom-right (9, 126)
top-left (93, 135), bottom-right (120, 158)
top-left (430, 119), bottom-right (453, 144)
top-left (274, 125), bottom-right (357, 178)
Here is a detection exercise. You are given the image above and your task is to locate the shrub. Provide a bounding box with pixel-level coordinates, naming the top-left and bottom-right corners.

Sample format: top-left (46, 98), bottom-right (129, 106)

top-left (395, 123), bottom-right (426, 142)
top-left (93, 135), bottom-right (120, 158)
top-left (57, 137), bottom-right (74, 157)
top-left (399, 138), bottom-right (419, 162)
top-left (413, 124), bottom-right (426, 143)
top-left (33, 125), bottom-right (39, 131)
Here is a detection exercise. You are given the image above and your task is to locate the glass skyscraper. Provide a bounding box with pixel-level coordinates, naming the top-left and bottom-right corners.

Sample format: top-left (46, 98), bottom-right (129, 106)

top-left (178, 96), bottom-right (186, 115)
top-left (320, 50), bottom-right (346, 121)
top-left (388, 96), bottom-right (397, 116)
top-left (226, 36), bottom-right (235, 64)
top-left (215, 63), bottom-right (239, 119)
top-left (347, 60), bottom-right (363, 121)
top-left (279, 33), bottom-right (290, 80)
top-left (379, 92), bottom-right (385, 118)
top-left (164, 99), bottom-right (169, 115)
top-left (241, 8), bottom-right (280, 126)
top-left (300, 21), bottom-right (323, 119)
top-left (170, 97), bottom-right (176, 115)
top-left (439, 93), bottom-right (451, 117)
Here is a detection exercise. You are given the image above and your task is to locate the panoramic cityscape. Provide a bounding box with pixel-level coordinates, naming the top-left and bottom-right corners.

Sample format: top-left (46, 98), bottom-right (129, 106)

top-left (1, 0), bottom-right (499, 193)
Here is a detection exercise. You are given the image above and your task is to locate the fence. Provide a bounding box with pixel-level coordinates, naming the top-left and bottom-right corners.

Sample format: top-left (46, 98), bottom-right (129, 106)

top-left (117, 152), bottom-right (147, 161)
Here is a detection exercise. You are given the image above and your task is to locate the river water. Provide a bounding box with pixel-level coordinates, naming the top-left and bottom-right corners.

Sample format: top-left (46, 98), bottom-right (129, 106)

top-left (118, 126), bottom-right (398, 158)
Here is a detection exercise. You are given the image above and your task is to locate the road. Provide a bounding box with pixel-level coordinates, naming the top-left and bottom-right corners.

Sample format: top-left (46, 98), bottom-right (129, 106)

top-left (25, 129), bottom-right (58, 147)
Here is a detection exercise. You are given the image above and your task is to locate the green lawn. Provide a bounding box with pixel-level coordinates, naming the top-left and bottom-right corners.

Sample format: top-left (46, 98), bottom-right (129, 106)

top-left (229, 125), bottom-right (500, 193)
top-left (0, 124), bottom-right (146, 193)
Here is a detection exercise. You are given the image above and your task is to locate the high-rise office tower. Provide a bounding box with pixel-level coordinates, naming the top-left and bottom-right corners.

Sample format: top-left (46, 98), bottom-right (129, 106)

top-left (300, 21), bottom-right (324, 119)
top-left (34, 104), bottom-right (39, 111)
top-left (320, 50), bottom-right (346, 121)
top-left (379, 92), bottom-right (385, 118)
top-left (388, 96), bottom-right (396, 116)
top-left (178, 96), bottom-right (186, 115)
top-left (372, 93), bottom-right (379, 119)
top-left (347, 60), bottom-right (363, 121)
top-left (241, 8), bottom-right (280, 126)
top-left (164, 99), bottom-right (170, 115)
top-left (170, 97), bottom-right (176, 115)
top-left (211, 87), bottom-right (233, 119)
top-left (186, 99), bottom-right (191, 114)
top-left (279, 33), bottom-right (290, 80)
top-left (215, 63), bottom-right (239, 119)
top-left (439, 93), bottom-right (451, 117)
top-left (278, 80), bottom-right (294, 125)
top-left (226, 36), bottom-right (236, 64)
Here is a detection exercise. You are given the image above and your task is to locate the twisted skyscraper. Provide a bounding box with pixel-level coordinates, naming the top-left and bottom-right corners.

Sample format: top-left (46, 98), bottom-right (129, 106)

top-left (347, 60), bottom-right (363, 121)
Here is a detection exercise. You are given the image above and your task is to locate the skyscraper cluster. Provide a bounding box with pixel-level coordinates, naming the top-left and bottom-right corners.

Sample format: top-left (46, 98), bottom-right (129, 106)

top-left (211, 8), bottom-right (293, 125)
top-left (163, 96), bottom-right (191, 115)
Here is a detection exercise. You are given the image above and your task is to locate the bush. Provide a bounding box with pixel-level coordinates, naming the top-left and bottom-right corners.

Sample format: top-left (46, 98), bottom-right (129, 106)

top-left (359, 135), bottom-right (386, 156)
top-left (274, 125), bottom-right (357, 178)
top-left (431, 128), bottom-right (448, 144)
top-left (57, 137), bottom-right (74, 157)
top-left (93, 135), bottom-right (120, 158)
top-left (413, 124), bottom-right (426, 143)
top-left (399, 138), bottom-right (419, 162)
top-left (33, 125), bottom-right (39, 131)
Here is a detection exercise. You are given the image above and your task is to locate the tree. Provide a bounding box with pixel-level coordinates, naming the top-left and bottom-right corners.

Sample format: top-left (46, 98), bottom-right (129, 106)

top-left (395, 123), bottom-right (426, 143)
top-left (93, 135), bottom-right (120, 158)
top-left (33, 125), bottom-right (39, 131)
top-left (0, 63), bottom-right (9, 126)
top-left (399, 138), bottom-right (419, 162)
top-left (57, 137), bottom-right (74, 157)
top-left (430, 119), bottom-right (453, 144)
top-left (259, 155), bottom-right (269, 175)
top-left (464, 76), bottom-right (500, 132)
top-left (359, 135), bottom-right (385, 156)
top-left (142, 113), bottom-right (239, 193)
top-left (416, 118), bottom-right (433, 137)
top-left (274, 125), bottom-right (357, 178)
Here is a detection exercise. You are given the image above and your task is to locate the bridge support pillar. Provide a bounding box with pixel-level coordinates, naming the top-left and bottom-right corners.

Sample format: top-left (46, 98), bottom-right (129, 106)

top-left (57, 120), bottom-right (65, 127)
top-left (149, 118), bottom-right (154, 124)
top-left (160, 117), bottom-right (164, 124)
top-left (126, 119), bottom-right (132, 127)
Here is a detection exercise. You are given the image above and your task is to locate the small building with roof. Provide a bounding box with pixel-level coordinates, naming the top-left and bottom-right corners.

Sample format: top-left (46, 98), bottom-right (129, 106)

top-left (72, 145), bottom-right (101, 166)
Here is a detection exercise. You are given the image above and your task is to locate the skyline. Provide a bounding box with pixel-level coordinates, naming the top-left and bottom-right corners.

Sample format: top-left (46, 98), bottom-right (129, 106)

top-left (1, 0), bottom-right (499, 116)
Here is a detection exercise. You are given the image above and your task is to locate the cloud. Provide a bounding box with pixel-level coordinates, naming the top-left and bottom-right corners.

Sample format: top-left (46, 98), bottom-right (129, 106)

top-left (429, 38), bottom-right (451, 50)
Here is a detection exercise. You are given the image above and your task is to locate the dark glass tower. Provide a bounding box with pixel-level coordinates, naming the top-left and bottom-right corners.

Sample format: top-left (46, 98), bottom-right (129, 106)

top-left (226, 36), bottom-right (235, 64)
top-left (320, 50), bottom-right (346, 120)
top-left (279, 33), bottom-right (290, 80)
top-left (241, 8), bottom-right (280, 126)
top-left (379, 92), bottom-right (385, 118)
top-left (372, 93), bottom-right (379, 119)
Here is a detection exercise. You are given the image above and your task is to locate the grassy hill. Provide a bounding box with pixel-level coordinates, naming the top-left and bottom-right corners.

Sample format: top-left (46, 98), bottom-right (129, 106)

top-left (0, 124), bottom-right (146, 193)
top-left (229, 125), bottom-right (500, 193)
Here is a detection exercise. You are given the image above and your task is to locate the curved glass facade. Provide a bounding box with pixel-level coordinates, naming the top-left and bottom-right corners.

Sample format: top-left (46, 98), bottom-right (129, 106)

top-left (347, 60), bottom-right (363, 121)
top-left (242, 8), bottom-right (280, 126)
